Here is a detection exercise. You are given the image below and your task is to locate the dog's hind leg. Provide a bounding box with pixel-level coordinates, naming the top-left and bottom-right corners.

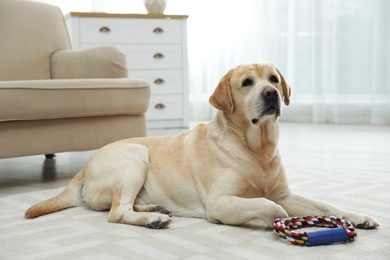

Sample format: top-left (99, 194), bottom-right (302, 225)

top-left (106, 147), bottom-right (172, 229)
top-left (108, 191), bottom-right (172, 229)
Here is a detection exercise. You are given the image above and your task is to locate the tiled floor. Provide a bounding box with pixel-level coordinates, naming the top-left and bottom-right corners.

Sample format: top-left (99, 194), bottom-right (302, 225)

top-left (1, 122), bottom-right (389, 197)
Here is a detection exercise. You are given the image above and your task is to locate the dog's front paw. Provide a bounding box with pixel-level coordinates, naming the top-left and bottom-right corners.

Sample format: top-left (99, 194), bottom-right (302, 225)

top-left (347, 213), bottom-right (379, 229)
top-left (263, 203), bottom-right (288, 228)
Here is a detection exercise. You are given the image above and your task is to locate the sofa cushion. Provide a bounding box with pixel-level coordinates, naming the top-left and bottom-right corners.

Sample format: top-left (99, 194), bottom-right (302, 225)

top-left (0, 79), bottom-right (150, 122)
top-left (51, 47), bottom-right (129, 79)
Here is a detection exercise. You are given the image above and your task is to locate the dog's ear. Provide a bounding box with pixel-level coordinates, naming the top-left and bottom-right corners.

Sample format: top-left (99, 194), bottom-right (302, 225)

top-left (273, 65), bottom-right (292, 106)
top-left (209, 69), bottom-right (234, 114)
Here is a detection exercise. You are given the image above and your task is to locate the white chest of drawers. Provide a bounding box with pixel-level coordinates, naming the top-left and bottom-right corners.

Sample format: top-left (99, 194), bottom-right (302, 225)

top-left (66, 13), bottom-right (189, 129)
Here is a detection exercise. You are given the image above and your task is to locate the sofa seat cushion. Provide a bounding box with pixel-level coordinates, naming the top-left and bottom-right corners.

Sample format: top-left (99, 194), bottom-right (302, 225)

top-left (0, 78), bottom-right (150, 122)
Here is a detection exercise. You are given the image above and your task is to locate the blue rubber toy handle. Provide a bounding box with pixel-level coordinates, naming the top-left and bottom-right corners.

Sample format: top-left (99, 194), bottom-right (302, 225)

top-left (306, 227), bottom-right (348, 246)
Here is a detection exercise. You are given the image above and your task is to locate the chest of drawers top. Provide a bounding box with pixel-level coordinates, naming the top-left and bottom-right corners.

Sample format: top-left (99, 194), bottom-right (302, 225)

top-left (66, 12), bottom-right (188, 19)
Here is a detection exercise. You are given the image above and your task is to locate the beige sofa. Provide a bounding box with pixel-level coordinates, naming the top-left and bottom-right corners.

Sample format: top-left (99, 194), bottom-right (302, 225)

top-left (0, 0), bottom-right (150, 159)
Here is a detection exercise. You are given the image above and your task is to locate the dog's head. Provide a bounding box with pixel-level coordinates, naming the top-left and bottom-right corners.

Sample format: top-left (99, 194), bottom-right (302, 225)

top-left (209, 63), bottom-right (291, 126)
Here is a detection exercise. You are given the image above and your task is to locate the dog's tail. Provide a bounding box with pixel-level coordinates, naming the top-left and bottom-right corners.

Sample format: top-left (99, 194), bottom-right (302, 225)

top-left (25, 170), bottom-right (85, 219)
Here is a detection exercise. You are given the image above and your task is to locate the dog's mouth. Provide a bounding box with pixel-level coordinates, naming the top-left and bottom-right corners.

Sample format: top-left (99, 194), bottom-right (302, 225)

top-left (263, 104), bottom-right (280, 117)
top-left (251, 104), bottom-right (281, 125)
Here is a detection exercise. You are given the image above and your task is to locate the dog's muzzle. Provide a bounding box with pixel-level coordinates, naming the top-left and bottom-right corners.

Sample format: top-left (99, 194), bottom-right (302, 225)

top-left (251, 86), bottom-right (281, 124)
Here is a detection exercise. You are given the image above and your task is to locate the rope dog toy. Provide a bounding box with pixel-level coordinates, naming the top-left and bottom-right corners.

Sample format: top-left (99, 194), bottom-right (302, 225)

top-left (273, 216), bottom-right (357, 246)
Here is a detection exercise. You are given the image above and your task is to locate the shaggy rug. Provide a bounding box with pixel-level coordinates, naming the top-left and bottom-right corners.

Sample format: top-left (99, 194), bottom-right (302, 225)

top-left (1, 166), bottom-right (389, 260)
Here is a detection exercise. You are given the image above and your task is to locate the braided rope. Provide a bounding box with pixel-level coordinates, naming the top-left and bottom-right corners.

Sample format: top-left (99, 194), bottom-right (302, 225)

top-left (273, 216), bottom-right (357, 246)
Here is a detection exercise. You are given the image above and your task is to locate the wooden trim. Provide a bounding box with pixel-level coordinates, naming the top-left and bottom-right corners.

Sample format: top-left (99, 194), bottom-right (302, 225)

top-left (66, 12), bottom-right (188, 20)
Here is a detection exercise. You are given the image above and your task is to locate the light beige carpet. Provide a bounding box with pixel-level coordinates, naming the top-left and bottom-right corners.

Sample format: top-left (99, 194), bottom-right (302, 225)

top-left (1, 166), bottom-right (389, 260)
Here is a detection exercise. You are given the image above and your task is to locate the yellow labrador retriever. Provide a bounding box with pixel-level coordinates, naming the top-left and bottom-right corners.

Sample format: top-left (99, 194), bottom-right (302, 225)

top-left (25, 63), bottom-right (379, 230)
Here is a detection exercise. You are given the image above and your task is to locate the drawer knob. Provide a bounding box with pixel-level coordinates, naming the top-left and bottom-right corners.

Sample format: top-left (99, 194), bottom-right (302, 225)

top-left (153, 27), bottom-right (164, 34)
top-left (153, 53), bottom-right (164, 59)
top-left (99, 26), bottom-right (111, 33)
top-left (155, 103), bottom-right (166, 110)
top-left (154, 78), bottom-right (165, 85)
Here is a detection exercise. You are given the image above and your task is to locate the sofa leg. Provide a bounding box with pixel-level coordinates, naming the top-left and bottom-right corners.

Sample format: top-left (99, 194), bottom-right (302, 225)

top-left (45, 154), bottom-right (56, 159)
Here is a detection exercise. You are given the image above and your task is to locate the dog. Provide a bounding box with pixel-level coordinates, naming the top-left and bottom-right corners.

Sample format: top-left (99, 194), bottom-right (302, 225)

top-left (25, 63), bottom-right (379, 230)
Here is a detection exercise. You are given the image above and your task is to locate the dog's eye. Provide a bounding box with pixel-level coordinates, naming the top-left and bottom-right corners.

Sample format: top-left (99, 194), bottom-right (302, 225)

top-left (269, 75), bottom-right (279, 84)
top-left (242, 78), bottom-right (254, 87)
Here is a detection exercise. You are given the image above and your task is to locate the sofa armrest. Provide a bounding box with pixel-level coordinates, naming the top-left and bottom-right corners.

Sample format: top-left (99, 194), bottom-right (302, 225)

top-left (51, 46), bottom-right (128, 79)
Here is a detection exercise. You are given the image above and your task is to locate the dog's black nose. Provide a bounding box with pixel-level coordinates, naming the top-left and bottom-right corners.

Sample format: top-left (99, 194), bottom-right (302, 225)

top-left (262, 86), bottom-right (278, 99)
top-left (260, 86), bottom-right (281, 118)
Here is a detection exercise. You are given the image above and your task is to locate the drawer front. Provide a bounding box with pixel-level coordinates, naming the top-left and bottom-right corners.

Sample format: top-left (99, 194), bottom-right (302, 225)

top-left (147, 95), bottom-right (183, 120)
top-left (80, 44), bottom-right (182, 69)
top-left (121, 45), bottom-right (182, 69)
top-left (129, 70), bottom-right (183, 95)
top-left (79, 18), bottom-right (182, 44)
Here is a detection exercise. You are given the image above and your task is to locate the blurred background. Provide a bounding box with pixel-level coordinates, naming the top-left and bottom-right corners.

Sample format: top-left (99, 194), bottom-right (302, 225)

top-left (34, 0), bottom-right (390, 124)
